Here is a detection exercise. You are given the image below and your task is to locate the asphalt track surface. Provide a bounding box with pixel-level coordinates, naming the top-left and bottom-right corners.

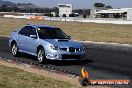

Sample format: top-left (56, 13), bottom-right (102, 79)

top-left (0, 36), bottom-right (132, 87)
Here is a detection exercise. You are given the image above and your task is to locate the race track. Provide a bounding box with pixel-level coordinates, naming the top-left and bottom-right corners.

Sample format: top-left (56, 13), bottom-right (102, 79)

top-left (0, 36), bottom-right (131, 87)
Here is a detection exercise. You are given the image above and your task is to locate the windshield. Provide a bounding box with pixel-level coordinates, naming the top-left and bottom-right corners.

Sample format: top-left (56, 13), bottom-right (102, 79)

top-left (37, 27), bottom-right (69, 39)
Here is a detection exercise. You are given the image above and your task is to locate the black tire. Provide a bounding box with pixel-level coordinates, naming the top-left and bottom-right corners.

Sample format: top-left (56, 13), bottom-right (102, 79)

top-left (11, 43), bottom-right (19, 57)
top-left (37, 48), bottom-right (46, 64)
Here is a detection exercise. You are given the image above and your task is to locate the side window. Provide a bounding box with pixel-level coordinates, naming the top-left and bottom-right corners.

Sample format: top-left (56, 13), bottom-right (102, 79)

top-left (19, 26), bottom-right (29, 36)
top-left (19, 26), bottom-right (37, 37)
top-left (28, 27), bottom-right (37, 36)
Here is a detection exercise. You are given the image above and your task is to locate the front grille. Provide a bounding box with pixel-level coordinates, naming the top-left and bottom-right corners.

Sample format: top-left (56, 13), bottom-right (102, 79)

top-left (62, 54), bottom-right (81, 59)
top-left (69, 47), bottom-right (75, 52)
top-left (61, 47), bottom-right (80, 52)
top-left (69, 47), bottom-right (80, 52)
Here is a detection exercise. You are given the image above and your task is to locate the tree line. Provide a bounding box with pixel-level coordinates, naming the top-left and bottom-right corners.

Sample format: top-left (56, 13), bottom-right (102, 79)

top-left (0, 5), bottom-right (59, 13)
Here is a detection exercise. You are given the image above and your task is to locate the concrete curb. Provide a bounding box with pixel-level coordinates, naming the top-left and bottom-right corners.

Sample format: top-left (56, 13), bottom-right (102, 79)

top-left (81, 41), bottom-right (132, 52)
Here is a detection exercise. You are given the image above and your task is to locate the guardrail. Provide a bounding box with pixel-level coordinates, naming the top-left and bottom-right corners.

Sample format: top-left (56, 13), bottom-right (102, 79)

top-left (3, 15), bottom-right (132, 24)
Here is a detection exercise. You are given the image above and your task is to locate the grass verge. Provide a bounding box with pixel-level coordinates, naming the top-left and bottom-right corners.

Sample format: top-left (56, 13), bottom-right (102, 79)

top-left (0, 65), bottom-right (77, 88)
top-left (0, 17), bottom-right (132, 44)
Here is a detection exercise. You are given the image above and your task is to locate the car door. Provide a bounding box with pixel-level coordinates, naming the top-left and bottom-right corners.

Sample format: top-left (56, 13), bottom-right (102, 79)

top-left (26, 26), bottom-right (38, 55)
top-left (17, 26), bottom-right (30, 52)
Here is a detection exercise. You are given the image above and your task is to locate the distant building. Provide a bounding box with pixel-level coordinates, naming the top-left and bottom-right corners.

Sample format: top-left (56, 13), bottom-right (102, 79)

top-left (90, 6), bottom-right (132, 20)
top-left (94, 8), bottom-right (132, 20)
top-left (127, 9), bottom-right (132, 20)
top-left (90, 7), bottom-right (110, 18)
top-left (51, 12), bottom-right (56, 17)
top-left (58, 4), bottom-right (72, 17)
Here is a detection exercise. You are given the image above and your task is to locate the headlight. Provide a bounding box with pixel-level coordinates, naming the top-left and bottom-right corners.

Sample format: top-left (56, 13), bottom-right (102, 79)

top-left (50, 45), bottom-right (60, 50)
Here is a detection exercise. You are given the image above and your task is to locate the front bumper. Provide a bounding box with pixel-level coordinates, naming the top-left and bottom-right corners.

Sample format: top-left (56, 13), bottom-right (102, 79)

top-left (45, 51), bottom-right (85, 60)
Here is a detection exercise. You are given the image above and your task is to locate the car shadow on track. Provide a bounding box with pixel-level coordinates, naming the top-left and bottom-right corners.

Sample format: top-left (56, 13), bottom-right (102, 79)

top-left (18, 53), bottom-right (94, 66)
top-left (46, 59), bottom-right (94, 66)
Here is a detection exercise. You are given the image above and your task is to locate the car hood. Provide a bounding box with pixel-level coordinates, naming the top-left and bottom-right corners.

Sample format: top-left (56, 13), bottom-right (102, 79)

top-left (44, 39), bottom-right (82, 48)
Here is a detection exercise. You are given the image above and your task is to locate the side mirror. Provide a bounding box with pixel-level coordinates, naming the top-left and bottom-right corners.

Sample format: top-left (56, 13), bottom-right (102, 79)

top-left (30, 35), bottom-right (37, 39)
top-left (68, 36), bottom-right (71, 39)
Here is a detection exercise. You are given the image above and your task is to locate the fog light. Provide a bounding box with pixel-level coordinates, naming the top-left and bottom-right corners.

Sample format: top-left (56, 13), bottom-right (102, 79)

top-left (55, 55), bottom-right (59, 58)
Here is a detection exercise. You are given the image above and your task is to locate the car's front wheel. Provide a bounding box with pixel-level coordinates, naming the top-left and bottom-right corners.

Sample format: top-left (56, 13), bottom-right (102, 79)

top-left (11, 43), bottom-right (19, 57)
top-left (37, 48), bottom-right (46, 64)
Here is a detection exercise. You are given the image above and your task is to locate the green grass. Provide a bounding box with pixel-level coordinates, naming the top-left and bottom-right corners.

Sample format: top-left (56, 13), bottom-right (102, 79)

top-left (0, 65), bottom-right (77, 88)
top-left (1, 17), bottom-right (132, 44)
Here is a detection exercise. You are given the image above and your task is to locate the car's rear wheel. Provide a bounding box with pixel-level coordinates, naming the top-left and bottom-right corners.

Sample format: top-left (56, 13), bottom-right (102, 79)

top-left (37, 48), bottom-right (46, 64)
top-left (11, 43), bottom-right (19, 57)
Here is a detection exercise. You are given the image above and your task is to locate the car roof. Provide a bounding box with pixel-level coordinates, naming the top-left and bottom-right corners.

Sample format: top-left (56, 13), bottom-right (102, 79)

top-left (26, 24), bottom-right (58, 29)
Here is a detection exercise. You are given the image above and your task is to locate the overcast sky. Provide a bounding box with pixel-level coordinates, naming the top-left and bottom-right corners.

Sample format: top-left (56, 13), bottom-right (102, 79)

top-left (5, 0), bottom-right (132, 9)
